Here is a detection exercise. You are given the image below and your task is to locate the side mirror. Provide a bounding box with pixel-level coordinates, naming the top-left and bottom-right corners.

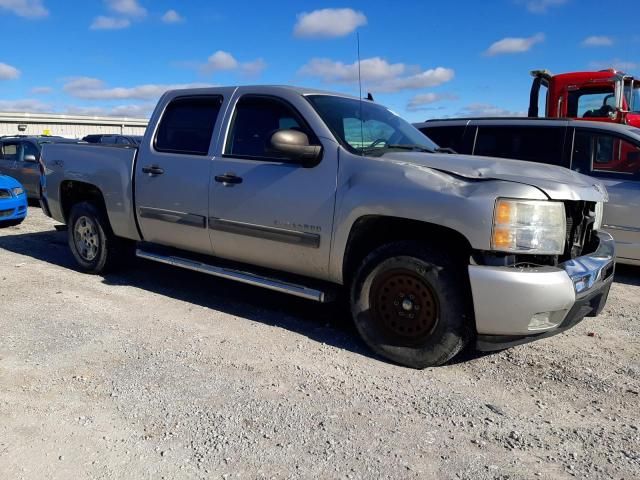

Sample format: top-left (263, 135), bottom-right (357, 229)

top-left (269, 129), bottom-right (322, 166)
top-left (24, 154), bottom-right (38, 163)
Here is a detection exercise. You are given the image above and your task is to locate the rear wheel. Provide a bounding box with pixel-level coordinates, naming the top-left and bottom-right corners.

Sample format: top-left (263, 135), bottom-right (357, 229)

top-left (350, 241), bottom-right (472, 368)
top-left (68, 202), bottom-right (133, 274)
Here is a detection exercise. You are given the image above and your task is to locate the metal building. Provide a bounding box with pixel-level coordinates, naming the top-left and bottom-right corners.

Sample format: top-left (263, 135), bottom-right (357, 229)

top-left (0, 111), bottom-right (148, 139)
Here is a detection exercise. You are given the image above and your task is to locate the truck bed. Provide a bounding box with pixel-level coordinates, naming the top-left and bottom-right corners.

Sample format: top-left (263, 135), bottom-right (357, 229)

top-left (41, 143), bottom-right (141, 241)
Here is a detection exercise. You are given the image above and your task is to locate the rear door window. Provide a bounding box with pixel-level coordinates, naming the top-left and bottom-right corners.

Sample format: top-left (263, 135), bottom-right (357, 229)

top-left (572, 130), bottom-right (640, 178)
top-left (1, 142), bottom-right (21, 162)
top-left (473, 126), bottom-right (568, 167)
top-left (155, 96), bottom-right (223, 156)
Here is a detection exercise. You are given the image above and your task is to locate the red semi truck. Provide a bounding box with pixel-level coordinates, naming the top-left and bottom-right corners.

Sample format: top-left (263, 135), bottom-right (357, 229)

top-left (528, 69), bottom-right (640, 127)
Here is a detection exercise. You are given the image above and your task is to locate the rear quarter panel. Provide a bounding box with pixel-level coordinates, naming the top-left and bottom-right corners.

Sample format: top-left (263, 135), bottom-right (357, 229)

top-left (41, 143), bottom-right (141, 241)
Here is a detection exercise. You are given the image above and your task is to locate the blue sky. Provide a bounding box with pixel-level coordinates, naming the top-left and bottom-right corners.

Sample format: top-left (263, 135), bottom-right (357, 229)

top-left (0, 0), bottom-right (637, 121)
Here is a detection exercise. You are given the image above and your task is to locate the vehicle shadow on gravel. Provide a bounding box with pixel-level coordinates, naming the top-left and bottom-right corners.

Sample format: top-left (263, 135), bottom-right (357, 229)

top-left (614, 265), bottom-right (640, 286)
top-left (0, 228), bottom-right (378, 362)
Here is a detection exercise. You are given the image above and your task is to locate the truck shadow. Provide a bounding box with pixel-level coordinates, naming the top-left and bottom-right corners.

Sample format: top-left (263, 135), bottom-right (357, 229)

top-left (613, 265), bottom-right (640, 287)
top-left (0, 228), bottom-right (377, 362)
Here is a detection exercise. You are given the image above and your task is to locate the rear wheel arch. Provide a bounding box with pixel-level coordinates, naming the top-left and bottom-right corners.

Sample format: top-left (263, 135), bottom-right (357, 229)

top-left (60, 181), bottom-right (109, 225)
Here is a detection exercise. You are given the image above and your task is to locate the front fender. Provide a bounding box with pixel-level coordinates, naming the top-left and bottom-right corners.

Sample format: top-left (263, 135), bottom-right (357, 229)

top-left (328, 155), bottom-right (547, 284)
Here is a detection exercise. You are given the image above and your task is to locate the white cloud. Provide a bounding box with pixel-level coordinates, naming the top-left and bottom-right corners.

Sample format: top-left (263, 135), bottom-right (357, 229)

top-left (0, 98), bottom-right (52, 112)
top-left (589, 59), bottom-right (638, 72)
top-left (90, 16), bottom-right (131, 30)
top-left (105, 0), bottom-right (146, 17)
top-left (63, 77), bottom-right (214, 100)
top-left (31, 86), bottom-right (52, 94)
top-left (205, 50), bottom-right (239, 72)
top-left (0, 62), bottom-right (20, 80)
top-left (65, 103), bottom-right (154, 118)
top-left (519, 0), bottom-right (568, 14)
top-left (407, 93), bottom-right (458, 111)
top-left (485, 33), bottom-right (545, 56)
top-left (240, 58), bottom-right (267, 77)
top-left (299, 57), bottom-right (454, 93)
top-left (0, 0), bottom-right (48, 18)
top-left (201, 51), bottom-right (267, 77)
top-left (294, 8), bottom-right (366, 38)
top-left (582, 35), bottom-right (614, 47)
top-left (458, 103), bottom-right (526, 117)
top-left (161, 9), bottom-right (183, 23)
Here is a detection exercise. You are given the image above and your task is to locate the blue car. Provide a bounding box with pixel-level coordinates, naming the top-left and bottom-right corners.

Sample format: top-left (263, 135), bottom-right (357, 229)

top-left (0, 175), bottom-right (28, 227)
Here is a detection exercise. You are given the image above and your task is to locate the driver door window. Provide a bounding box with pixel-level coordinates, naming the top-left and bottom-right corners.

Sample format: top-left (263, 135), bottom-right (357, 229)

top-left (568, 90), bottom-right (616, 118)
top-left (225, 96), bottom-right (312, 161)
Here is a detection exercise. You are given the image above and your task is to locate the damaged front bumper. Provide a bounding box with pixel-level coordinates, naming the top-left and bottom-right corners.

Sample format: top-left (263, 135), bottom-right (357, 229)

top-left (469, 231), bottom-right (615, 351)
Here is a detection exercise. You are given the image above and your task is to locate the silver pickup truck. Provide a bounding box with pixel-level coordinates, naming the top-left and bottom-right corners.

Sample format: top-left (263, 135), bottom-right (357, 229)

top-left (41, 86), bottom-right (615, 368)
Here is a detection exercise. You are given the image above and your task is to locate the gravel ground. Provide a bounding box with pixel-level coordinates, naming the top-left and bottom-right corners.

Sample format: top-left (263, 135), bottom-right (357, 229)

top-left (0, 208), bottom-right (638, 480)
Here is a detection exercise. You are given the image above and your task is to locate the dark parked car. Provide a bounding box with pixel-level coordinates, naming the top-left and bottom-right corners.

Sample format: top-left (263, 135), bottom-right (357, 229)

top-left (414, 118), bottom-right (640, 265)
top-left (82, 134), bottom-right (143, 146)
top-left (0, 135), bottom-right (76, 199)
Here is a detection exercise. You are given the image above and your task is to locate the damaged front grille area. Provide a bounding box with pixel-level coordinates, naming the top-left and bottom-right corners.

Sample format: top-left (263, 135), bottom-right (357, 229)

top-left (560, 201), bottom-right (598, 262)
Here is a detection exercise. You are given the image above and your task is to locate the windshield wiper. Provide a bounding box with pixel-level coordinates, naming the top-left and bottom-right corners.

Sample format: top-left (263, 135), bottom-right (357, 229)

top-left (385, 144), bottom-right (435, 153)
top-left (435, 147), bottom-right (457, 154)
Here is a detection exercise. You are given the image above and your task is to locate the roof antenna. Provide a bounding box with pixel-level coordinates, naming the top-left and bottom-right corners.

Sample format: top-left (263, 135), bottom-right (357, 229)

top-left (357, 31), bottom-right (364, 156)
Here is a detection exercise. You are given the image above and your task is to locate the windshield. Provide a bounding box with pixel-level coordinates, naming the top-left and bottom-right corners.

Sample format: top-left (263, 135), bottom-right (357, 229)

top-left (307, 95), bottom-right (438, 156)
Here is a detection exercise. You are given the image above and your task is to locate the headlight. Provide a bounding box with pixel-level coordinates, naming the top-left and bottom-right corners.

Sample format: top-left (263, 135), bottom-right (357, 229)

top-left (492, 199), bottom-right (566, 255)
top-left (11, 187), bottom-right (24, 197)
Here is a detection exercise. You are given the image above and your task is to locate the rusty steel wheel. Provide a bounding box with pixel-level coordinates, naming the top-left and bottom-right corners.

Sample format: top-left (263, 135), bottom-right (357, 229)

top-left (370, 269), bottom-right (439, 343)
top-left (350, 241), bottom-right (472, 369)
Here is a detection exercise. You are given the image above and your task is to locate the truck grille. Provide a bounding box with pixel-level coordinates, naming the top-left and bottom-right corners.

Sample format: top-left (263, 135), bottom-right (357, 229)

top-left (562, 201), bottom-right (598, 261)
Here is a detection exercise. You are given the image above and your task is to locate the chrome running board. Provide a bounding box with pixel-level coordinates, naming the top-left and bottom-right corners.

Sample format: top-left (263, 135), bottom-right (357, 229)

top-left (136, 249), bottom-right (329, 303)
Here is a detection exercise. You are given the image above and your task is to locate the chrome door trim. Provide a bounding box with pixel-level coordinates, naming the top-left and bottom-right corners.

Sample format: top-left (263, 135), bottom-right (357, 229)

top-left (138, 207), bottom-right (206, 228)
top-left (209, 217), bottom-right (321, 248)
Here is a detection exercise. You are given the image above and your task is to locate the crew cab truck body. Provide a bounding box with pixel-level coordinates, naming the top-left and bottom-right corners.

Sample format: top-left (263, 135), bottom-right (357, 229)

top-left (41, 86), bottom-right (615, 368)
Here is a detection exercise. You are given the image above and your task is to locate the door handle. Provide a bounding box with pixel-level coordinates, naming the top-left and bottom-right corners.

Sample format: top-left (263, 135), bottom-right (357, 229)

top-left (142, 165), bottom-right (164, 175)
top-left (215, 173), bottom-right (243, 185)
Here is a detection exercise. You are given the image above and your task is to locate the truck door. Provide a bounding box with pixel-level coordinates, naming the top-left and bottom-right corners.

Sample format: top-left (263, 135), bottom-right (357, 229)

top-left (210, 93), bottom-right (338, 279)
top-left (134, 94), bottom-right (226, 254)
top-left (571, 128), bottom-right (640, 263)
top-left (13, 141), bottom-right (41, 197)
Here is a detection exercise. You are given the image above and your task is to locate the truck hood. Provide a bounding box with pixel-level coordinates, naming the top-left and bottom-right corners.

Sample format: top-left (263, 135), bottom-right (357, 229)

top-left (381, 152), bottom-right (608, 202)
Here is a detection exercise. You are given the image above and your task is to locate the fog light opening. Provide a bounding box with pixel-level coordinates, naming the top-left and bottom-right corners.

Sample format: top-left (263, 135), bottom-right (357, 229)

top-left (528, 312), bottom-right (560, 331)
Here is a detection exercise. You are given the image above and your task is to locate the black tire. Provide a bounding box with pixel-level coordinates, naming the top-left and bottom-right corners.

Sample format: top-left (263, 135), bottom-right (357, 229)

top-left (350, 241), bottom-right (473, 369)
top-left (67, 201), bottom-right (133, 274)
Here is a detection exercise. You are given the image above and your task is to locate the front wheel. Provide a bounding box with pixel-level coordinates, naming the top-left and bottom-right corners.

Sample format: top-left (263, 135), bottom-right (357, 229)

top-left (68, 202), bottom-right (132, 274)
top-left (350, 241), bottom-right (472, 369)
